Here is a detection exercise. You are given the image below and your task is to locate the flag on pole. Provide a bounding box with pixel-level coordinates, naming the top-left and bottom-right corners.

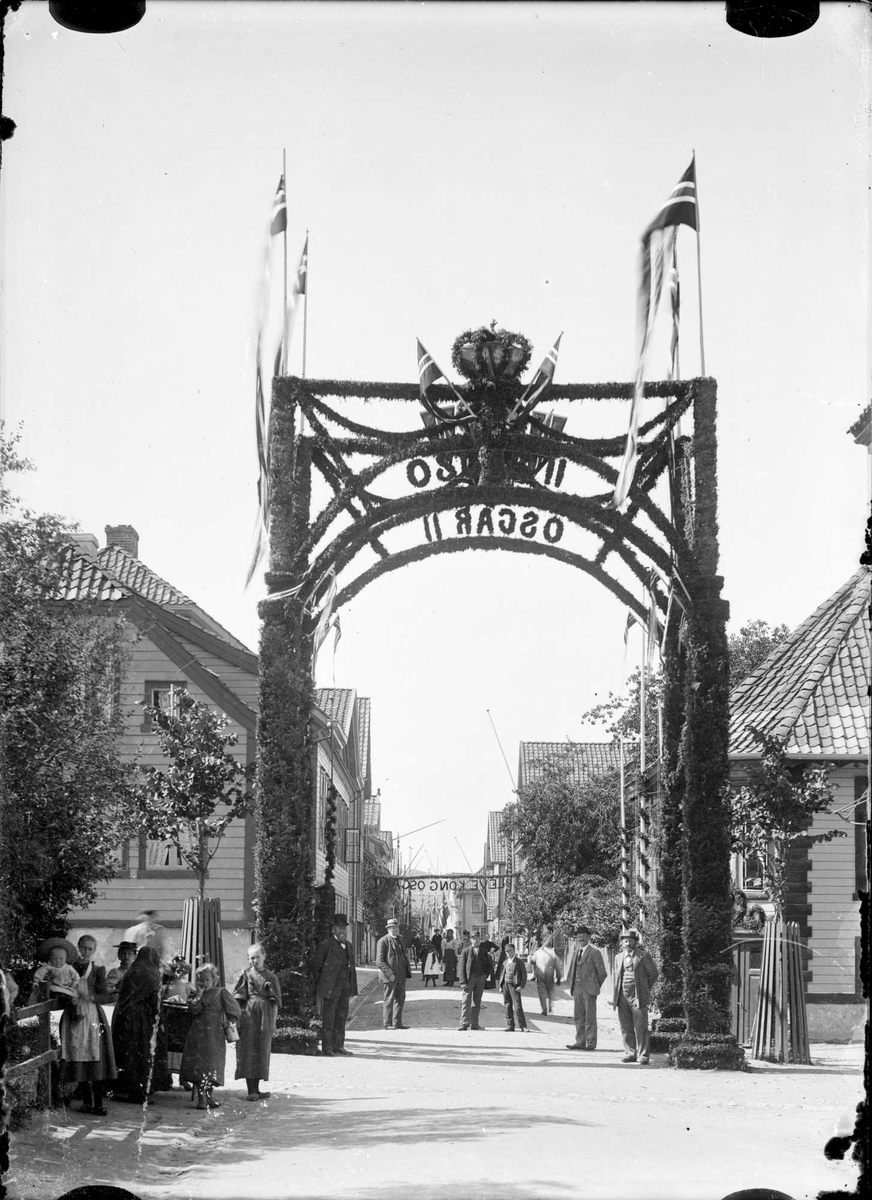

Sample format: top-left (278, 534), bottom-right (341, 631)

top-left (416, 340), bottom-right (472, 423)
top-left (645, 584), bottom-right (661, 673)
top-left (509, 333), bottom-right (563, 421)
top-left (609, 156), bottom-right (697, 512)
top-left (313, 568), bottom-right (338, 665)
top-left (330, 614), bottom-right (342, 685)
top-left (667, 240), bottom-right (680, 382)
top-left (285, 234), bottom-right (308, 366)
top-left (245, 175), bottom-right (288, 588)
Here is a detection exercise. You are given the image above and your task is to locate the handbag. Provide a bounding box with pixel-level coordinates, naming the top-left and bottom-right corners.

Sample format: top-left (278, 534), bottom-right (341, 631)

top-left (224, 1021), bottom-right (239, 1043)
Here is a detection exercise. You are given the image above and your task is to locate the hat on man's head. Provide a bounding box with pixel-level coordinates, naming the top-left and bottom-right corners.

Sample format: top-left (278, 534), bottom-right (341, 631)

top-left (386, 918), bottom-right (400, 928)
top-left (332, 914), bottom-right (349, 926)
top-left (622, 928), bottom-right (640, 941)
top-left (116, 941), bottom-right (137, 954)
top-left (37, 937), bottom-right (79, 964)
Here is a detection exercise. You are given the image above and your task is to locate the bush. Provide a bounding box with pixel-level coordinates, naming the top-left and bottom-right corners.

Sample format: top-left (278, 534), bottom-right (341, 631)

top-left (272, 1008), bottom-right (321, 1056)
top-left (670, 1033), bottom-right (747, 1071)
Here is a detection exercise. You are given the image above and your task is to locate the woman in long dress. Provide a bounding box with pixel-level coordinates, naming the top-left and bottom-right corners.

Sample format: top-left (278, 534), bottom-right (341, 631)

top-left (180, 963), bottom-right (241, 1109)
top-left (441, 930), bottom-right (458, 986)
top-left (112, 945), bottom-right (171, 1101)
top-left (61, 935), bottom-right (116, 1116)
top-left (233, 943), bottom-right (281, 1102)
top-left (422, 941), bottom-right (442, 988)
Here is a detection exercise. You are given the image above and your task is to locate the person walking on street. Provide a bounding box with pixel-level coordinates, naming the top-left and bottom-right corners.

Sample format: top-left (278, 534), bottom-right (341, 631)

top-left (528, 936), bottom-right (561, 1015)
top-left (609, 929), bottom-right (659, 1064)
top-left (312, 915), bottom-right (358, 1057)
top-left (457, 931), bottom-right (490, 1030)
top-left (376, 918), bottom-right (412, 1029)
top-left (441, 930), bottom-right (458, 986)
top-left (498, 943), bottom-right (529, 1032)
top-left (564, 925), bottom-right (607, 1050)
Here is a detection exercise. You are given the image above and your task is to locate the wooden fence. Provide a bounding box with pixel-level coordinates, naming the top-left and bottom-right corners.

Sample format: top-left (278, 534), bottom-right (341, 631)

top-left (4, 992), bottom-right (59, 1107)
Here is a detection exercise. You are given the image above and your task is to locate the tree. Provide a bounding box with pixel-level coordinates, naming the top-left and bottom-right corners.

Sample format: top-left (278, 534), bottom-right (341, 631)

top-left (1, 427), bottom-right (135, 962)
top-left (728, 620), bottom-right (791, 686)
top-left (502, 752), bottom-right (622, 940)
top-left (730, 727), bottom-right (843, 915)
top-left (134, 691), bottom-right (252, 902)
top-left (362, 858), bottom-right (397, 936)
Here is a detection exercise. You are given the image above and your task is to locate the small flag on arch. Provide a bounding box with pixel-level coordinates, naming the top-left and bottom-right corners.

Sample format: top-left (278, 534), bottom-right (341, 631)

top-left (510, 333), bottom-right (563, 421)
top-left (416, 340), bottom-right (470, 423)
top-left (284, 234), bottom-right (308, 362)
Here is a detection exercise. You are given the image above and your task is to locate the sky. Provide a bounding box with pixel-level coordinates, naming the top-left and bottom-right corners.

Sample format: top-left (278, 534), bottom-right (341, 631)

top-left (1, 1), bottom-right (869, 873)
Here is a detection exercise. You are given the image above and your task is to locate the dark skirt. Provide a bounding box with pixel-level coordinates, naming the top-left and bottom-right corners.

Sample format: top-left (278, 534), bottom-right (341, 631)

top-left (442, 947), bottom-right (458, 984)
top-left (111, 998), bottom-right (171, 1097)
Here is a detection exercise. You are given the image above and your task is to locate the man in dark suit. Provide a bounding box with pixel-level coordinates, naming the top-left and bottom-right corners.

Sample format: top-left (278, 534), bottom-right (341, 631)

top-left (312, 914), bottom-right (359, 1057)
top-left (609, 928), bottom-right (659, 1064)
top-left (457, 930), bottom-right (491, 1030)
top-left (375, 917), bottom-right (412, 1029)
top-left (498, 943), bottom-right (529, 1032)
top-left (565, 924), bottom-right (607, 1050)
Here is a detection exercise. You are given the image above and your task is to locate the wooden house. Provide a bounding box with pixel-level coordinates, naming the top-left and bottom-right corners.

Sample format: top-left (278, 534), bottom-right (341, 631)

top-left (56, 526), bottom-right (373, 978)
top-left (729, 567), bottom-right (869, 1042)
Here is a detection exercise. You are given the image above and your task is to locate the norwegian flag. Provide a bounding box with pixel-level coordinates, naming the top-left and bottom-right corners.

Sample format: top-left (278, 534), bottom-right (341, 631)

top-left (285, 234), bottom-right (308, 354)
top-left (610, 156), bottom-right (697, 512)
top-left (416, 340), bottom-right (470, 424)
top-left (246, 175), bottom-right (287, 588)
top-left (509, 334), bottom-right (563, 421)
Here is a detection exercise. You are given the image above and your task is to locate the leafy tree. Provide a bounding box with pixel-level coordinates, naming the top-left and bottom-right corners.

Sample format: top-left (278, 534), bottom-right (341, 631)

top-left (728, 619), bottom-right (791, 685)
top-left (362, 858), bottom-right (397, 937)
top-left (1, 427), bottom-right (135, 962)
top-left (730, 728), bottom-right (844, 915)
top-left (503, 753), bottom-right (622, 942)
top-left (135, 691), bottom-right (252, 902)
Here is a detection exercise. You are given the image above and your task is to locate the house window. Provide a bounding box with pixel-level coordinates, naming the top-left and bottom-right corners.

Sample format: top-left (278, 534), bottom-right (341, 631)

top-left (141, 824), bottom-right (195, 873)
top-left (742, 851), bottom-right (766, 892)
top-left (141, 681), bottom-right (187, 730)
top-left (855, 777), bottom-right (868, 899)
top-left (317, 769), bottom-right (330, 851)
top-left (472, 895), bottom-right (482, 913)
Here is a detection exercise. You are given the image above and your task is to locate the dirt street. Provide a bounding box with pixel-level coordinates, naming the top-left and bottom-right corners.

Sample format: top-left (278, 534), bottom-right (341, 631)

top-left (5, 972), bottom-right (862, 1200)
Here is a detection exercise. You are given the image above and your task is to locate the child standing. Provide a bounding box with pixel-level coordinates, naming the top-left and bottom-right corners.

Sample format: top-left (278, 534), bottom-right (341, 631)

top-left (180, 963), bottom-right (241, 1109)
top-left (233, 943), bottom-right (281, 1101)
top-left (422, 943), bottom-right (442, 988)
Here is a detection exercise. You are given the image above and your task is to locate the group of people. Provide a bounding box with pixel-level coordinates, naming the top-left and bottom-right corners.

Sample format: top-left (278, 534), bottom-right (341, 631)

top-left (26, 919), bottom-right (283, 1115)
top-left (373, 920), bottom-right (659, 1063)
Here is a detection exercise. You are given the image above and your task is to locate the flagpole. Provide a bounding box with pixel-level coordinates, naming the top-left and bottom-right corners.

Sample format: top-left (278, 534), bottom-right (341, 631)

top-left (302, 227), bottom-right (309, 381)
top-left (693, 149), bottom-right (706, 376)
top-left (619, 735), bottom-right (630, 931)
top-left (638, 592), bottom-right (649, 928)
top-left (282, 149), bottom-right (288, 374)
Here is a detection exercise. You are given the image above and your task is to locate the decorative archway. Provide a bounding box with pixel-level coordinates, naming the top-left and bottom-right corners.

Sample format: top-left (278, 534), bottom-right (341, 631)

top-left (254, 332), bottom-right (742, 1068)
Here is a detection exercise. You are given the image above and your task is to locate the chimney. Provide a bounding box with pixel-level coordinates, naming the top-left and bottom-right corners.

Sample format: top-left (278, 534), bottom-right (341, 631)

top-left (69, 532), bottom-right (99, 558)
top-left (105, 524), bottom-right (140, 558)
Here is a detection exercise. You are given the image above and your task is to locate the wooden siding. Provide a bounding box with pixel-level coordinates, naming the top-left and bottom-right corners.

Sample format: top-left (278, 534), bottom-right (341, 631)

top-left (808, 771), bottom-right (862, 995)
top-left (68, 632), bottom-right (255, 929)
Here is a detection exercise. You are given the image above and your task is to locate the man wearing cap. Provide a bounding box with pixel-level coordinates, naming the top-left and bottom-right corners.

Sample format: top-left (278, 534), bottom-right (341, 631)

top-left (457, 930), bottom-right (491, 1031)
top-left (609, 929), bottom-right (659, 1064)
top-left (564, 925), bottom-right (607, 1050)
top-left (312, 914), bottom-right (359, 1056)
top-left (376, 918), bottom-right (412, 1030)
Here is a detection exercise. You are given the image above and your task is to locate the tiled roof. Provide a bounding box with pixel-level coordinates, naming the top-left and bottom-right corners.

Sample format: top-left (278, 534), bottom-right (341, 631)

top-left (730, 568), bottom-right (870, 758)
top-left (518, 741), bottom-right (623, 789)
top-left (487, 811), bottom-right (509, 864)
top-left (97, 545), bottom-right (195, 606)
top-left (53, 546), bottom-right (128, 601)
top-left (357, 697), bottom-right (371, 782)
top-left (313, 688), bottom-right (356, 734)
top-left (848, 403), bottom-right (871, 447)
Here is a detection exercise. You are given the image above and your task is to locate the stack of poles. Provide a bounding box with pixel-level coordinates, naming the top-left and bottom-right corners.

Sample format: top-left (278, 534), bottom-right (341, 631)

top-left (752, 917), bottom-right (810, 1064)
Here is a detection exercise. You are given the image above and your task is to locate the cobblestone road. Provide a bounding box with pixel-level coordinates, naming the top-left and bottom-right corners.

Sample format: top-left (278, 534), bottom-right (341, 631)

top-left (6, 973), bottom-right (862, 1200)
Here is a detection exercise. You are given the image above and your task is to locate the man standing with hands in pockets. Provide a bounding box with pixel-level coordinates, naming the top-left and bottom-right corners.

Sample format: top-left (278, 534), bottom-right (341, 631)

top-left (376, 917), bottom-right (412, 1030)
top-left (565, 924), bottom-right (607, 1050)
top-left (457, 930), bottom-right (490, 1031)
top-left (609, 928), bottom-right (659, 1064)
